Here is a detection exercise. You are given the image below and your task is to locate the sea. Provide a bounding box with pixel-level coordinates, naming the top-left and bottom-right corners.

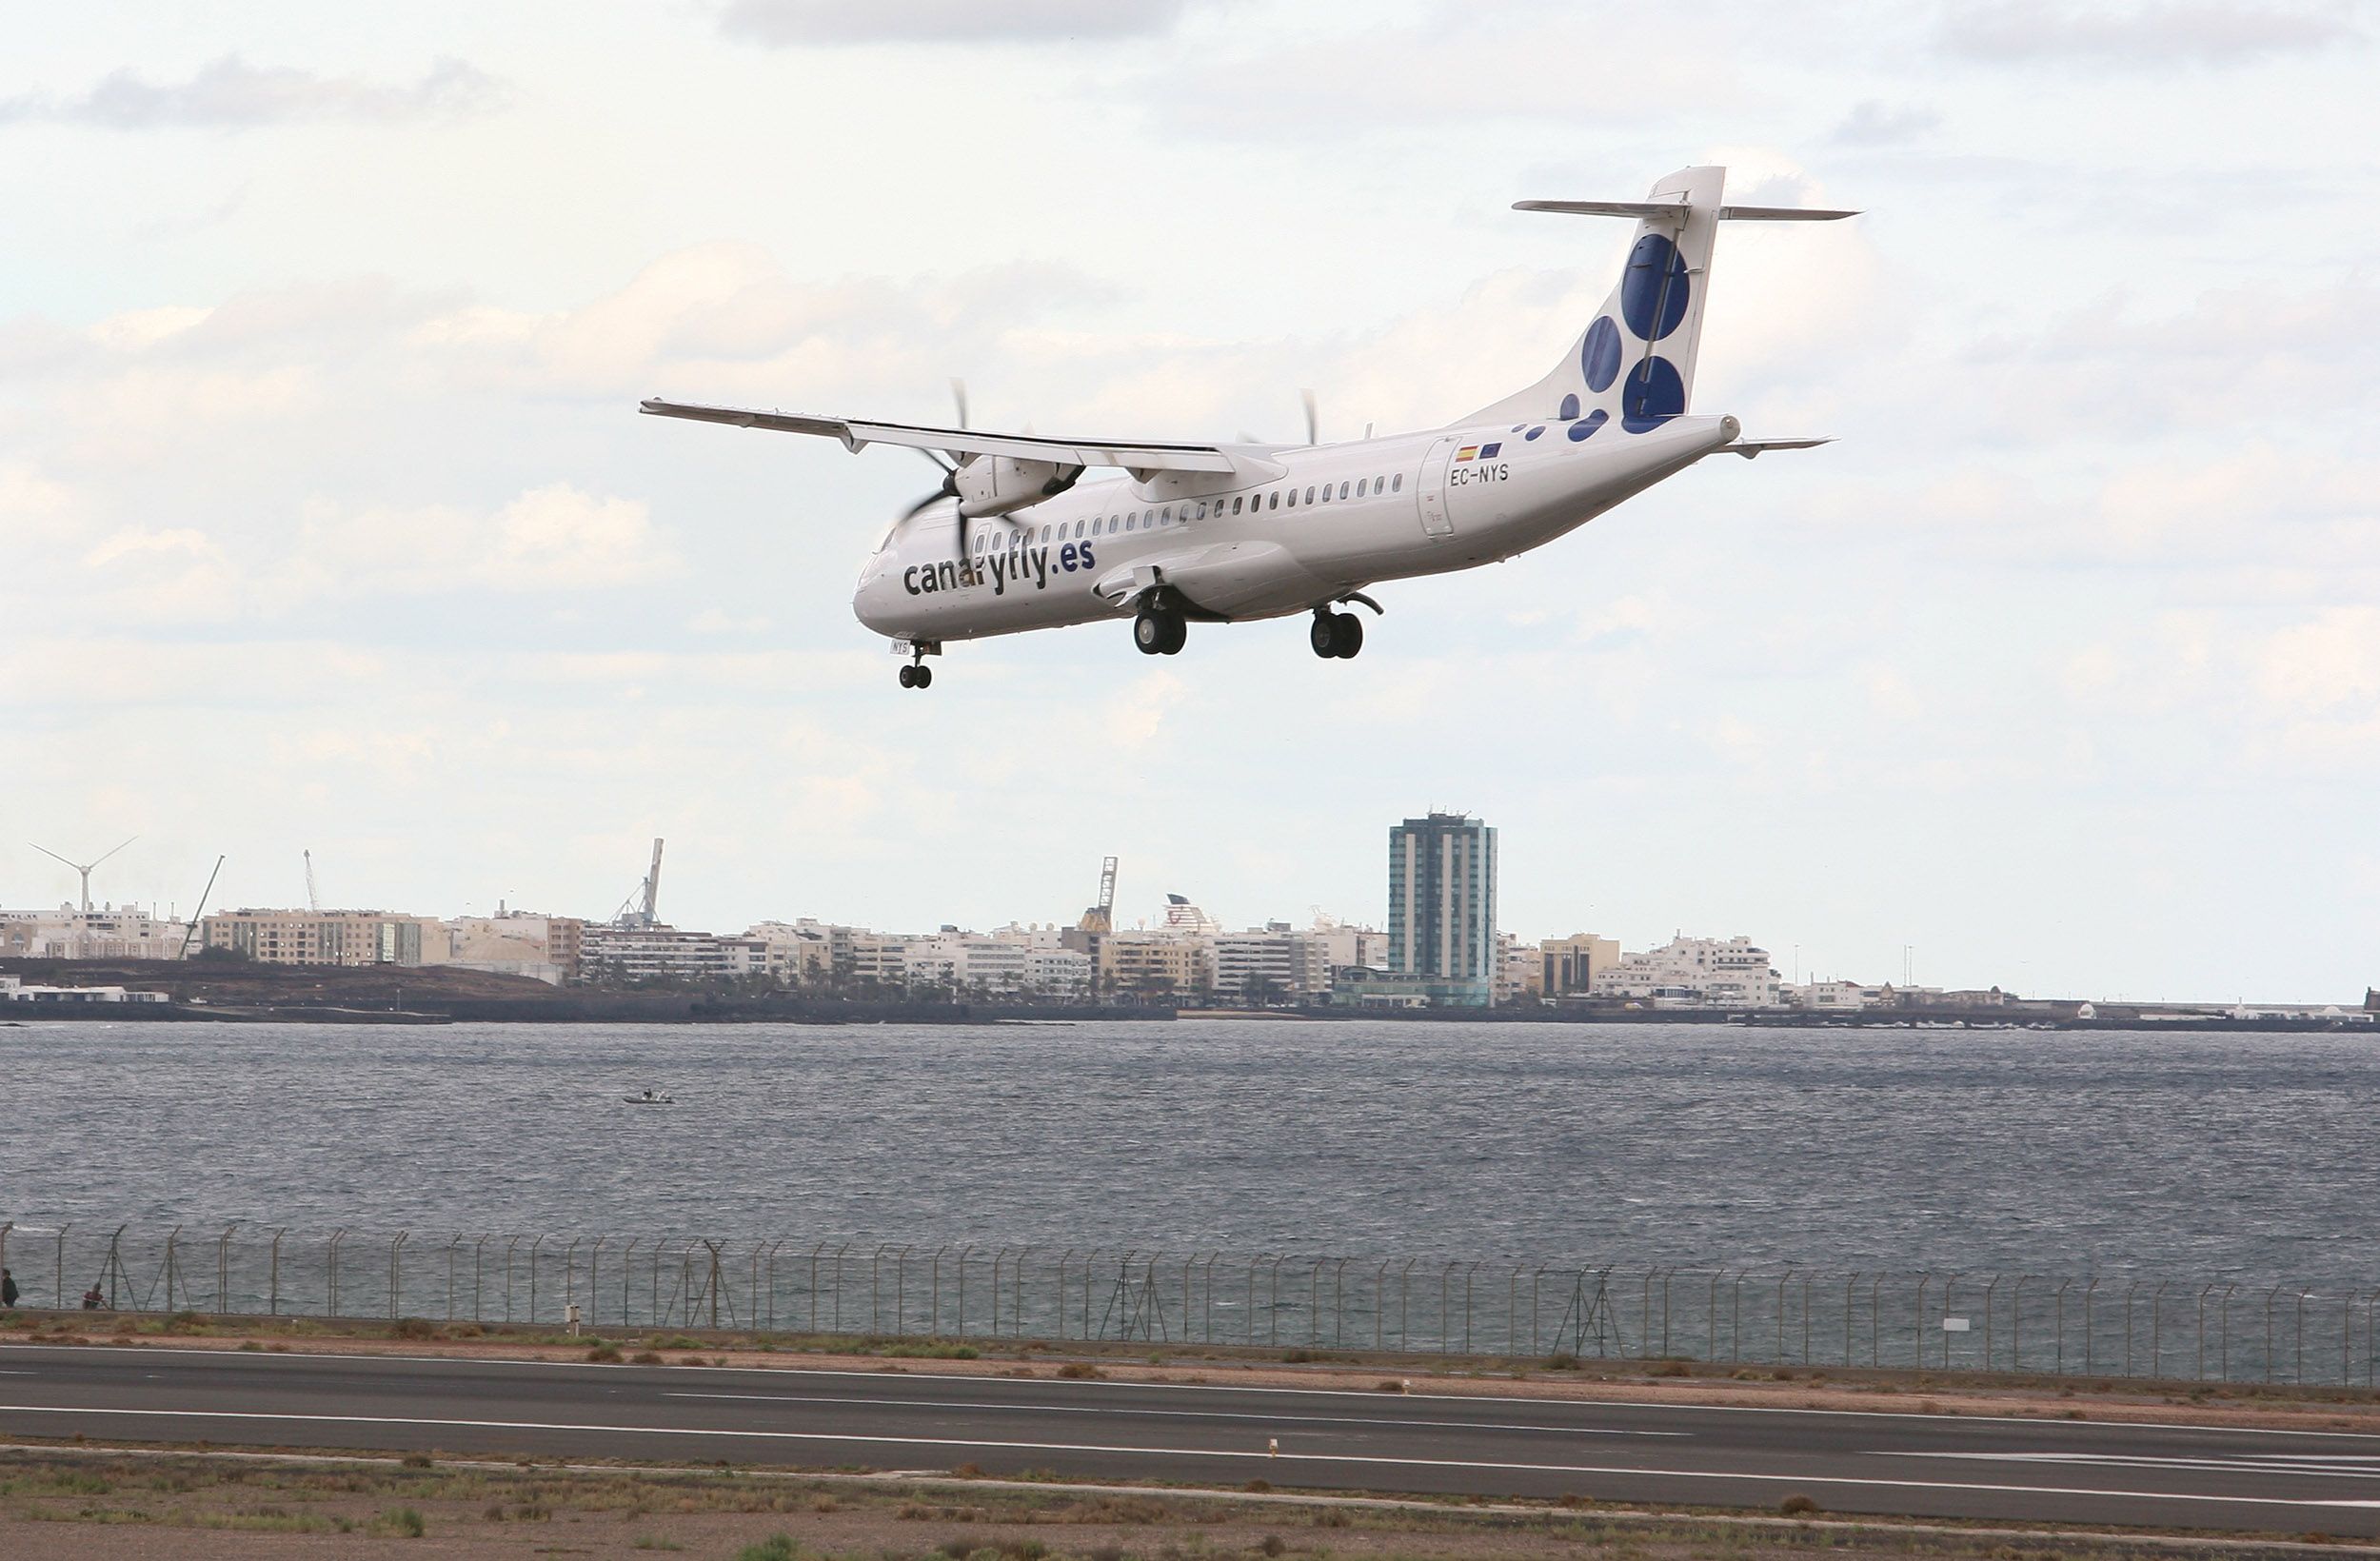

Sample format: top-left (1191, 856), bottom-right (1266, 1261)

top-left (4, 1018), bottom-right (2372, 1278)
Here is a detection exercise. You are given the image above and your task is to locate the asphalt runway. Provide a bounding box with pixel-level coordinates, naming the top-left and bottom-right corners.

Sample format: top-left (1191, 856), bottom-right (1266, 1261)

top-left (4, 1345), bottom-right (2379, 1533)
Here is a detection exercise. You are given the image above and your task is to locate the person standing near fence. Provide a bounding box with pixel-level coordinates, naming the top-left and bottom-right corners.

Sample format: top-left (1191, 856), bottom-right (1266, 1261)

top-left (1, 1268), bottom-right (17, 1308)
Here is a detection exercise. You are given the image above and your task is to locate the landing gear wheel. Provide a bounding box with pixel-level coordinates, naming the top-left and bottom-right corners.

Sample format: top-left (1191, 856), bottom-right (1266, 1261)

top-left (1136, 606), bottom-right (1185, 657)
top-left (1310, 612), bottom-right (1339, 658)
top-left (898, 664), bottom-right (917, 688)
top-left (1329, 611), bottom-right (1363, 659)
top-left (911, 662), bottom-right (932, 689)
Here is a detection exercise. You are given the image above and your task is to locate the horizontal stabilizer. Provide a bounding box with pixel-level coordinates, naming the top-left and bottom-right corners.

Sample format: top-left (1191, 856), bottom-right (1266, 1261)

top-left (1515, 200), bottom-right (1857, 222)
top-left (1721, 437), bottom-right (1835, 459)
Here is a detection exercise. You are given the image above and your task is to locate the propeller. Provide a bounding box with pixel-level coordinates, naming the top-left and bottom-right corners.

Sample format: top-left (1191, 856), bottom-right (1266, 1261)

top-left (897, 380), bottom-right (976, 562)
top-left (1300, 387), bottom-right (1319, 446)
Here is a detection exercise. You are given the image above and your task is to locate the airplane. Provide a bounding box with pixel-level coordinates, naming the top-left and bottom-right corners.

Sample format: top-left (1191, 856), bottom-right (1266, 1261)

top-left (642, 166), bottom-right (1854, 689)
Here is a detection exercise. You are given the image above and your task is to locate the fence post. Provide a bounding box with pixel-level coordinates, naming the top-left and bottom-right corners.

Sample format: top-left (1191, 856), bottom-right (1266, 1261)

top-left (1982, 1275), bottom-right (2000, 1373)
top-left (2054, 1278), bottom-right (2072, 1374)
top-left (589, 1237), bottom-right (606, 1329)
top-left (327, 1228), bottom-right (348, 1317)
top-left (388, 1232), bottom-right (407, 1320)
top-left (1941, 1274), bottom-right (1959, 1370)
top-left (2009, 1276), bottom-right (2026, 1373)
top-left (268, 1228), bottom-right (285, 1316)
top-left (529, 1235), bottom-right (548, 1325)
top-left (165, 1224), bottom-right (182, 1313)
top-left (1775, 1270), bottom-right (1792, 1365)
top-left (954, 1245), bottom-right (972, 1337)
top-left (1914, 1274), bottom-right (1931, 1369)
top-left (475, 1235), bottom-right (492, 1323)
top-left (217, 1222), bottom-right (241, 1314)
top-left (445, 1235), bottom-right (465, 1322)
top-left (2196, 1282), bottom-right (2216, 1380)
top-left (503, 1235), bottom-right (522, 1323)
top-left (2295, 1289), bottom-right (2308, 1384)
top-left (565, 1238), bottom-right (584, 1326)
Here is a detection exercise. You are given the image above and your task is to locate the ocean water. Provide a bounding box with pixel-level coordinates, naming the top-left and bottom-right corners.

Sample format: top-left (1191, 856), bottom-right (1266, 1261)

top-left (4, 1018), bottom-right (2373, 1277)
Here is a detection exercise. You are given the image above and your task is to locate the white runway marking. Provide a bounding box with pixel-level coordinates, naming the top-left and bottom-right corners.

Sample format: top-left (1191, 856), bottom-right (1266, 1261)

top-left (663, 1391), bottom-right (1683, 1437)
top-left (0, 1401), bottom-right (2371, 1512)
top-left (1881, 1450), bottom-right (2380, 1481)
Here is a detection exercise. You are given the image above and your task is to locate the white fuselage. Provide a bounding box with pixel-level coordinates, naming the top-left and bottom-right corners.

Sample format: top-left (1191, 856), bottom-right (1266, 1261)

top-left (854, 412), bottom-right (1740, 643)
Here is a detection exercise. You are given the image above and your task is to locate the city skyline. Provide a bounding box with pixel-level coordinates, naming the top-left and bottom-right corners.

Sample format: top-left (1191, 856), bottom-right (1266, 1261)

top-left (4, 4), bottom-right (2375, 1002)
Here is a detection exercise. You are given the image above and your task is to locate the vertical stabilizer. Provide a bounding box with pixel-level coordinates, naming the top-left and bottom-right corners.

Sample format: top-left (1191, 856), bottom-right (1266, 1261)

top-left (1467, 166), bottom-right (1728, 431)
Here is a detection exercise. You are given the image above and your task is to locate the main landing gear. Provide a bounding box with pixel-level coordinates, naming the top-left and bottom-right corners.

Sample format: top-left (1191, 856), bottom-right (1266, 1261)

top-left (1134, 603), bottom-right (1188, 656)
top-left (1310, 607), bottom-right (1363, 659)
top-left (897, 642), bottom-right (938, 689)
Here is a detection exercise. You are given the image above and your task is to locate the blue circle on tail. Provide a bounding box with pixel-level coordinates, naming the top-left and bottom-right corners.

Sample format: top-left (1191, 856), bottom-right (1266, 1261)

top-left (1566, 409), bottom-right (1609, 442)
top-left (1580, 315), bottom-right (1622, 391)
top-left (1621, 233), bottom-right (1691, 341)
top-left (1557, 392), bottom-right (1579, 420)
top-left (1620, 357), bottom-right (1685, 430)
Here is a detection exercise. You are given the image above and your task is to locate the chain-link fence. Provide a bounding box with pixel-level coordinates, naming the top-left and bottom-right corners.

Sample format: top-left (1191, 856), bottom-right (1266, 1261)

top-left (4, 1220), bottom-right (2373, 1387)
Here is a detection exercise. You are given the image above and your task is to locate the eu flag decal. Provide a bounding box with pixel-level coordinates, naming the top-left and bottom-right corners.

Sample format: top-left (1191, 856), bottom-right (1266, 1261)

top-left (1478, 442), bottom-right (1501, 458)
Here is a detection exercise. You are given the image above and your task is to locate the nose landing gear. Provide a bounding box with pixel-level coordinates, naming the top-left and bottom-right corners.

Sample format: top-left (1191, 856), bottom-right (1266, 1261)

top-left (896, 641), bottom-right (940, 689)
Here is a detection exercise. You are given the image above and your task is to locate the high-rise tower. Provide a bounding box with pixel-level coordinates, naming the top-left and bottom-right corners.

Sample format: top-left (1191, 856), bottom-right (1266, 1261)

top-left (1386, 811), bottom-right (1497, 1006)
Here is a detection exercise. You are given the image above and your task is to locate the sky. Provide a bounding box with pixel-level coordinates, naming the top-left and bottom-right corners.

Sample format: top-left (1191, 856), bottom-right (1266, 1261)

top-left (3, 1), bottom-right (2375, 1001)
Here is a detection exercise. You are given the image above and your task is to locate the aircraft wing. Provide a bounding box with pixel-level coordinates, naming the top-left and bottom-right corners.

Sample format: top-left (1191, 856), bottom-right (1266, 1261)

top-left (639, 398), bottom-right (1241, 476)
top-left (1720, 437), bottom-right (1835, 458)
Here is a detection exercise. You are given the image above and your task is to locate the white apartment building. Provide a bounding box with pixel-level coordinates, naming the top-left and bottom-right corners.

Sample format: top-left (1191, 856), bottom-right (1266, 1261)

top-left (202, 910), bottom-right (450, 967)
top-left (1212, 926), bottom-right (1331, 999)
top-left (1790, 979), bottom-right (1881, 1010)
top-left (577, 923), bottom-right (764, 983)
top-left (0, 905), bottom-right (191, 960)
top-left (1308, 917), bottom-right (1387, 977)
top-left (1024, 945), bottom-right (1093, 997)
top-left (1595, 935), bottom-right (1780, 1006)
top-left (444, 913), bottom-right (584, 985)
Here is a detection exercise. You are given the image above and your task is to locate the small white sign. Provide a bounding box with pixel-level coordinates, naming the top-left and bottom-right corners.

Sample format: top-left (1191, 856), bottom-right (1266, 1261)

top-left (1942, 1315), bottom-right (1971, 1333)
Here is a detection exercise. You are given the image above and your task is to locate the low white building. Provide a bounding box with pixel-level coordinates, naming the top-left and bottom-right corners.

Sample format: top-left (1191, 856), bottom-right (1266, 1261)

top-left (1789, 979), bottom-right (1881, 1011)
top-left (577, 923), bottom-right (764, 983)
top-left (1595, 936), bottom-right (1780, 1007)
top-left (0, 976), bottom-right (168, 1003)
top-left (1, 905), bottom-right (191, 960)
top-left (444, 913), bottom-right (584, 985)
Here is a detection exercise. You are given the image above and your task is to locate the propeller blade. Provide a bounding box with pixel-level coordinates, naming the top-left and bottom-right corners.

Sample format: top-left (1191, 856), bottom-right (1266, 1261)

top-left (913, 446), bottom-right (954, 476)
top-left (950, 378), bottom-right (969, 430)
top-left (898, 488), bottom-right (946, 524)
top-left (1300, 387), bottom-right (1319, 446)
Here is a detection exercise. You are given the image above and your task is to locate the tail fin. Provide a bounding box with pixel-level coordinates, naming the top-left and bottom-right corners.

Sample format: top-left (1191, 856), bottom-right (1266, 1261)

top-left (1466, 166), bottom-right (1854, 431)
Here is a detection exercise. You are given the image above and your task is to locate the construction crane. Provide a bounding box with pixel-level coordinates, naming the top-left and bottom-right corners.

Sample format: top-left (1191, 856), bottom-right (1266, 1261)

top-left (29, 836), bottom-right (136, 914)
top-left (613, 837), bottom-right (665, 927)
top-left (1078, 855), bottom-right (1119, 934)
top-left (178, 854), bottom-right (226, 958)
top-left (304, 849), bottom-right (321, 912)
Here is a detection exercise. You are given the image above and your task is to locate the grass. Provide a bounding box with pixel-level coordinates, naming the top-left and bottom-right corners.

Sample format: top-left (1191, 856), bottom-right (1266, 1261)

top-left (368, 1504), bottom-right (426, 1536)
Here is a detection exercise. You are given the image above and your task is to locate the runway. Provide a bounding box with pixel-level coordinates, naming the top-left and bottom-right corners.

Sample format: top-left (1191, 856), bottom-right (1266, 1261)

top-left (4, 1345), bottom-right (2379, 1533)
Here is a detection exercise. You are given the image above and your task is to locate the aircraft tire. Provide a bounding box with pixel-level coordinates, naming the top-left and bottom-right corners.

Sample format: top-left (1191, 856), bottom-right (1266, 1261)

top-left (1134, 610), bottom-right (1167, 655)
top-left (1330, 611), bottom-right (1363, 659)
top-left (912, 663), bottom-right (933, 689)
top-left (1309, 613), bottom-right (1339, 658)
top-left (1159, 613), bottom-right (1188, 655)
top-left (898, 664), bottom-right (917, 688)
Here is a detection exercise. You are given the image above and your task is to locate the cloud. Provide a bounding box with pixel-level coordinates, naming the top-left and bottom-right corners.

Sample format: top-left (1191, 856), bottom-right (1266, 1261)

top-left (1831, 101), bottom-right (1940, 146)
top-left (302, 484), bottom-right (679, 595)
top-left (1940, 1), bottom-right (2362, 66)
top-left (0, 55), bottom-right (505, 129)
top-left (2259, 605), bottom-right (2380, 714)
top-left (718, 0), bottom-right (1199, 46)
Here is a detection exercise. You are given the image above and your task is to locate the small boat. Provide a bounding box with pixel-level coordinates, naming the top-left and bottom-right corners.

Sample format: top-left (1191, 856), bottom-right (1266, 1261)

top-left (623, 1089), bottom-right (676, 1105)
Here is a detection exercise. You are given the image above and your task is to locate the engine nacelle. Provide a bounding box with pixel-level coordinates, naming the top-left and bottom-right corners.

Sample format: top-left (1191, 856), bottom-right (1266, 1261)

top-left (954, 455), bottom-right (1081, 519)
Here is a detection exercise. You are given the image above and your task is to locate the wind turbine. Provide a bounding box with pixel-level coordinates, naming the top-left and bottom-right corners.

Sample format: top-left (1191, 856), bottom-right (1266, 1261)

top-left (29, 836), bottom-right (137, 915)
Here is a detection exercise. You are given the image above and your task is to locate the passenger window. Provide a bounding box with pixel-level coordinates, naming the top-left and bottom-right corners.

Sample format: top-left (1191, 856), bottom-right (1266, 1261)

top-left (1231, 497), bottom-right (1242, 515)
top-left (1355, 479), bottom-right (1367, 497)
top-left (1392, 474), bottom-right (1403, 492)
top-left (1304, 486), bottom-right (1316, 504)
top-left (1339, 482), bottom-right (1350, 500)
top-left (1075, 520), bottom-right (1086, 538)
top-left (1269, 491), bottom-right (1279, 510)
top-left (1285, 488), bottom-right (1297, 507)
top-left (1041, 525), bottom-right (1052, 543)
top-left (1319, 484), bottom-right (1331, 503)
top-left (1162, 506), bottom-right (1173, 523)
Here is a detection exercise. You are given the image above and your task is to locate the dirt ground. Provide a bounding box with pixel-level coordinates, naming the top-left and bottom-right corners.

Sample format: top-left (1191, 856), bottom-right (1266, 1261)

top-left (0, 1447), bottom-right (2367, 1561)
